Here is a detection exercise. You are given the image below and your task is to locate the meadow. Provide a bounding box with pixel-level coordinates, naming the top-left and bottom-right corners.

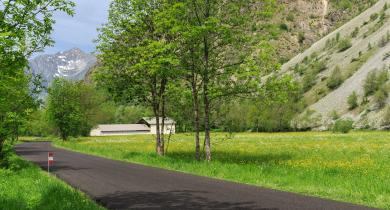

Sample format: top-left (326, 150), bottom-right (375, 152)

top-left (0, 145), bottom-right (104, 210)
top-left (54, 132), bottom-right (390, 209)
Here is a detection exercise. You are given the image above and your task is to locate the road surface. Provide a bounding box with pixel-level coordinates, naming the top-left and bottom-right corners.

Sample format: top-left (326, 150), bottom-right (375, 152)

top-left (15, 142), bottom-right (377, 210)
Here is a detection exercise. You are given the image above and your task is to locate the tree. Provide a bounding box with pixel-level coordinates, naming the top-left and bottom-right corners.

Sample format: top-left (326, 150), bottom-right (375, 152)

top-left (347, 91), bottom-right (359, 110)
top-left (0, 0), bottom-right (74, 160)
top-left (177, 0), bottom-right (278, 161)
top-left (327, 66), bottom-right (344, 89)
top-left (95, 0), bottom-right (180, 156)
top-left (46, 79), bottom-right (102, 140)
top-left (374, 87), bottom-right (388, 109)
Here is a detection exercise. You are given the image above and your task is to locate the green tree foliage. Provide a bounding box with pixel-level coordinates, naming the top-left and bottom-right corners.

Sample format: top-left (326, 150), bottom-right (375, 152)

top-left (374, 87), bottom-right (388, 108)
top-left (96, 0), bottom-right (279, 160)
top-left (255, 76), bottom-right (303, 132)
top-left (351, 27), bottom-right (360, 38)
top-left (332, 119), bottom-right (354, 133)
top-left (364, 70), bottom-right (388, 96)
top-left (95, 0), bottom-right (181, 156)
top-left (20, 109), bottom-right (55, 137)
top-left (46, 79), bottom-right (103, 140)
top-left (347, 91), bottom-right (359, 110)
top-left (364, 71), bottom-right (378, 96)
top-left (173, 0), bottom-right (278, 161)
top-left (212, 76), bottom-right (302, 132)
top-left (114, 105), bottom-right (151, 124)
top-left (327, 66), bottom-right (344, 89)
top-left (0, 0), bottom-right (74, 160)
top-left (338, 38), bottom-right (352, 52)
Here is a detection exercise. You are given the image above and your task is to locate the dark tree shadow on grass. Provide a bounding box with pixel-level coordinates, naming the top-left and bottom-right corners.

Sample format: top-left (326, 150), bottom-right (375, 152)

top-left (122, 150), bottom-right (293, 165)
top-left (96, 190), bottom-right (278, 210)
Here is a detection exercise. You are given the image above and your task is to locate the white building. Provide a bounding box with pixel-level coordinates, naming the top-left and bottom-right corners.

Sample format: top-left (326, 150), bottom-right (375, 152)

top-left (90, 117), bottom-right (176, 136)
top-left (90, 124), bottom-right (151, 136)
top-left (138, 117), bottom-right (176, 135)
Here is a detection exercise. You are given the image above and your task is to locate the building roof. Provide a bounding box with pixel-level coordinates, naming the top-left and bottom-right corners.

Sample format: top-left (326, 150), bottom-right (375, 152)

top-left (96, 124), bottom-right (150, 132)
top-left (140, 117), bottom-right (175, 125)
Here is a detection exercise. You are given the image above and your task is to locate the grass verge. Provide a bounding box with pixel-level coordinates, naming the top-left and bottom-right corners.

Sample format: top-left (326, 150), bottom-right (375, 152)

top-left (0, 144), bottom-right (104, 210)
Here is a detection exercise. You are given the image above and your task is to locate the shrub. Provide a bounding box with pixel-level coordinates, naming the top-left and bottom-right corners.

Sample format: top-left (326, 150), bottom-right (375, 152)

top-left (338, 38), bottom-right (352, 52)
top-left (332, 119), bottom-right (354, 133)
top-left (364, 71), bottom-right (378, 96)
top-left (327, 66), bottom-right (344, 89)
top-left (312, 60), bottom-right (327, 73)
top-left (370, 13), bottom-right (379, 21)
top-left (364, 70), bottom-right (389, 96)
top-left (280, 23), bottom-right (288, 31)
top-left (302, 70), bottom-right (317, 92)
top-left (377, 69), bottom-right (389, 86)
top-left (330, 110), bottom-right (340, 120)
top-left (381, 105), bottom-right (390, 126)
top-left (298, 32), bottom-right (305, 44)
top-left (286, 13), bottom-right (294, 22)
top-left (347, 91), bottom-right (359, 110)
top-left (374, 87), bottom-right (388, 108)
top-left (351, 27), bottom-right (359, 38)
top-left (378, 34), bottom-right (389, 47)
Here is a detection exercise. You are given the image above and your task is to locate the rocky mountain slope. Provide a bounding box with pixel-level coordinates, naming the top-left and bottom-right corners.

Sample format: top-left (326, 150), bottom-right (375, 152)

top-left (28, 48), bottom-right (97, 95)
top-left (270, 0), bottom-right (378, 63)
top-left (281, 0), bottom-right (390, 130)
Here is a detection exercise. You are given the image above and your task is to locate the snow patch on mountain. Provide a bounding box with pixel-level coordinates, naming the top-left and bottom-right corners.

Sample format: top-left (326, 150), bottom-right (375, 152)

top-left (28, 48), bottom-right (97, 96)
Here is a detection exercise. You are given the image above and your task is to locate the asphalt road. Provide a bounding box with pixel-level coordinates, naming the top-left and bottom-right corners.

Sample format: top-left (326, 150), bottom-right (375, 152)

top-left (15, 142), bottom-right (377, 210)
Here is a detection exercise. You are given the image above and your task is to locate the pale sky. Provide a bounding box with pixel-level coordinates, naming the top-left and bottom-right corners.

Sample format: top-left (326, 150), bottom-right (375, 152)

top-left (41, 0), bottom-right (110, 55)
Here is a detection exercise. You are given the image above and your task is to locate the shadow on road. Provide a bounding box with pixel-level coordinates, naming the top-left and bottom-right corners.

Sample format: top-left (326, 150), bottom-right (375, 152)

top-left (96, 190), bottom-right (278, 210)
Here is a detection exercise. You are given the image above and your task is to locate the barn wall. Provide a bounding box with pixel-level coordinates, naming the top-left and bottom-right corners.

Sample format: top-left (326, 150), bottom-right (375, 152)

top-left (150, 124), bottom-right (175, 134)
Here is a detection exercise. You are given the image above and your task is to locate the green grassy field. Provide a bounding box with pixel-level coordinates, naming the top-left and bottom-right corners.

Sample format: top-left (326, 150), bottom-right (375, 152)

top-left (0, 146), bottom-right (104, 210)
top-left (54, 132), bottom-right (390, 209)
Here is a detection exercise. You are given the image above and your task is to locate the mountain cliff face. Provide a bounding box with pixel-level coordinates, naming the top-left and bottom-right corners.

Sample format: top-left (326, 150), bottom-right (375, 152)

top-left (28, 48), bottom-right (97, 92)
top-left (281, 0), bottom-right (390, 130)
top-left (270, 0), bottom-right (378, 63)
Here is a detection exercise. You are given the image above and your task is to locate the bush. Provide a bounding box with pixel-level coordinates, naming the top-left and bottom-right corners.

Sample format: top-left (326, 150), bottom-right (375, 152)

top-left (327, 66), bottom-right (344, 89)
top-left (330, 110), bottom-right (340, 120)
top-left (364, 70), bottom-right (389, 96)
top-left (279, 23), bottom-right (288, 31)
top-left (370, 13), bottom-right (379, 21)
top-left (381, 105), bottom-right (390, 126)
top-left (378, 34), bottom-right (389, 47)
top-left (364, 71), bottom-right (378, 96)
top-left (374, 87), bottom-right (388, 108)
top-left (298, 32), bottom-right (305, 44)
top-left (338, 38), bottom-right (352, 52)
top-left (332, 119), bottom-right (354, 133)
top-left (347, 91), bottom-right (359, 110)
top-left (351, 27), bottom-right (359, 38)
top-left (302, 70), bottom-right (317, 92)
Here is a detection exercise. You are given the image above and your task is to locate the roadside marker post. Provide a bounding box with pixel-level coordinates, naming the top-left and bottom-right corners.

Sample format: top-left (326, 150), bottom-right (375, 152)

top-left (48, 152), bottom-right (54, 173)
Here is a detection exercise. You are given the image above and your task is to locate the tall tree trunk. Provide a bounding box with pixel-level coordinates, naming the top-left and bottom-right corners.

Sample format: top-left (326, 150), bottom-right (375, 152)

top-left (203, 75), bottom-right (211, 161)
top-left (152, 80), bottom-right (163, 156)
top-left (160, 91), bottom-right (166, 155)
top-left (158, 78), bottom-right (167, 156)
top-left (0, 138), bottom-right (4, 163)
top-left (192, 74), bottom-right (201, 160)
top-left (155, 110), bottom-right (164, 156)
top-left (203, 0), bottom-right (211, 162)
top-left (188, 45), bottom-right (201, 160)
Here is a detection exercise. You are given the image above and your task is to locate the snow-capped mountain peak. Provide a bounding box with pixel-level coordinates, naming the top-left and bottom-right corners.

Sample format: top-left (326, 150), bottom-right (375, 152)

top-left (28, 48), bottom-right (97, 93)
